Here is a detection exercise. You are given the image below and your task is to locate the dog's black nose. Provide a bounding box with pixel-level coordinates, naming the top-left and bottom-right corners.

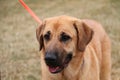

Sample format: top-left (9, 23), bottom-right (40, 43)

top-left (45, 53), bottom-right (57, 62)
top-left (45, 52), bottom-right (59, 67)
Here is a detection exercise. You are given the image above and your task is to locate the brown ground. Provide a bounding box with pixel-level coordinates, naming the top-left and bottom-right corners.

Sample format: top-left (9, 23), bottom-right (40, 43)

top-left (0, 0), bottom-right (120, 80)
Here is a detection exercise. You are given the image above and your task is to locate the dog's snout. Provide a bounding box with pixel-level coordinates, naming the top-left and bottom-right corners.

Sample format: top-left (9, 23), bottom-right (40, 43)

top-left (45, 52), bottom-right (59, 67)
top-left (45, 52), bottom-right (57, 62)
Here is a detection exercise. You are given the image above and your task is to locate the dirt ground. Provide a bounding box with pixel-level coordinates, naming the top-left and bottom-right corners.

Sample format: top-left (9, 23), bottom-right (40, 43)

top-left (0, 0), bottom-right (120, 80)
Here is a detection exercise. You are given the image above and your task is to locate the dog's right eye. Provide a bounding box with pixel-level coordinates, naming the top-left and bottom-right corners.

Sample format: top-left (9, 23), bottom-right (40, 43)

top-left (44, 31), bottom-right (51, 41)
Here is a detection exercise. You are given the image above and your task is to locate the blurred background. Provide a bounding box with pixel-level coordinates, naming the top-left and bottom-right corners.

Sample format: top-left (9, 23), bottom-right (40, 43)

top-left (0, 0), bottom-right (120, 80)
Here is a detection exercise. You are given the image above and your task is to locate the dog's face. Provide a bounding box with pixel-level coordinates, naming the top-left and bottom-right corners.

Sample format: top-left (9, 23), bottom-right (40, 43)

top-left (36, 16), bottom-right (93, 74)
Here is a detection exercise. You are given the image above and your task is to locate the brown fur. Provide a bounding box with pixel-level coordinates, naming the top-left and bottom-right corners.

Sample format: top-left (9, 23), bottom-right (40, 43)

top-left (36, 15), bottom-right (111, 80)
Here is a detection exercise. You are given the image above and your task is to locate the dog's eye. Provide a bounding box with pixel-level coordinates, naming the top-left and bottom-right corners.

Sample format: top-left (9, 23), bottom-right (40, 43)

top-left (44, 31), bottom-right (51, 41)
top-left (44, 34), bottom-right (50, 41)
top-left (60, 33), bottom-right (71, 42)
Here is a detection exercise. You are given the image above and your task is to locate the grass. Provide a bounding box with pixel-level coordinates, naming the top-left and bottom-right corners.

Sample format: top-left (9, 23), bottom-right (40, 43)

top-left (0, 0), bottom-right (120, 80)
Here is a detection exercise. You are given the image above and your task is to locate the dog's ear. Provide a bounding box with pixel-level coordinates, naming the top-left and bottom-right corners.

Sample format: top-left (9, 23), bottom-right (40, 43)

top-left (74, 20), bottom-right (94, 52)
top-left (36, 21), bottom-right (45, 51)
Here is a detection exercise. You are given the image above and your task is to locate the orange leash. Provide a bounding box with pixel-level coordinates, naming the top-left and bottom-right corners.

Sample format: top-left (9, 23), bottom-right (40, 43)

top-left (19, 0), bottom-right (42, 24)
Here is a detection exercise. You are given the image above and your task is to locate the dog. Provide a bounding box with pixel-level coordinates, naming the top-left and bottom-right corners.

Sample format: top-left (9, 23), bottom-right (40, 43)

top-left (36, 15), bottom-right (111, 80)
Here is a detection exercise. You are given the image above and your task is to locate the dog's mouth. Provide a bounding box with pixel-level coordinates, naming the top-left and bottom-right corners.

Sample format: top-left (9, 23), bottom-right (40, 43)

top-left (45, 53), bottom-right (72, 74)
top-left (48, 65), bottom-right (63, 73)
top-left (48, 58), bottom-right (70, 73)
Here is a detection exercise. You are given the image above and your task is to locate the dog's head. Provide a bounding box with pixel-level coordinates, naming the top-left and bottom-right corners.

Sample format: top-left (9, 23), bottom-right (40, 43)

top-left (36, 15), bottom-right (93, 74)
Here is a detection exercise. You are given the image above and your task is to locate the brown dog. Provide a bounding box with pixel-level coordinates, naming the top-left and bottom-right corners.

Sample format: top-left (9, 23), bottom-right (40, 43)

top-left (36, 15), bottom-right (111, 80)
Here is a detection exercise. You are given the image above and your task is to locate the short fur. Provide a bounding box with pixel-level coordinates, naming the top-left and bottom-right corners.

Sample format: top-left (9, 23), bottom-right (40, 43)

top-left (36, 15), bottom-right (111, 80)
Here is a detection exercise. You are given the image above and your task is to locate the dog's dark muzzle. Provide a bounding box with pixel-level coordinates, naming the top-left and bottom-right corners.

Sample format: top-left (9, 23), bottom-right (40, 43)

top-left (44, 51), bottom-right (73, 74)
top-left (45, 52), bottom-right (60, 67)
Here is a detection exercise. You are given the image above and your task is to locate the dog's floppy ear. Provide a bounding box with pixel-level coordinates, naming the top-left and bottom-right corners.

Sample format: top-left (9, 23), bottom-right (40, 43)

top-left (74, 20), bottom-right (94, 52)
top-left (36, 21), bottom-right (45, 51)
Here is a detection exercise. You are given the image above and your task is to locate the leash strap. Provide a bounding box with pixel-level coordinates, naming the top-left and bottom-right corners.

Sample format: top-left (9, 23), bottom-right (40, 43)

top-left (19, 0), bottom-right (42, 24)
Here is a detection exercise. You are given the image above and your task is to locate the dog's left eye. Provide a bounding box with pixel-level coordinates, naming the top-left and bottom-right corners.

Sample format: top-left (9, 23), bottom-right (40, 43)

top-left (60, 33), bottom-right (71, 42)
top-left (44, 34), bottom-right (50, 41)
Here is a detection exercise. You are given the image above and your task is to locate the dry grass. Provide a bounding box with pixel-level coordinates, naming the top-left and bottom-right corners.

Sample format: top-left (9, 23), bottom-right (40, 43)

top-left (0, 0), bottom-right (120, 80)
